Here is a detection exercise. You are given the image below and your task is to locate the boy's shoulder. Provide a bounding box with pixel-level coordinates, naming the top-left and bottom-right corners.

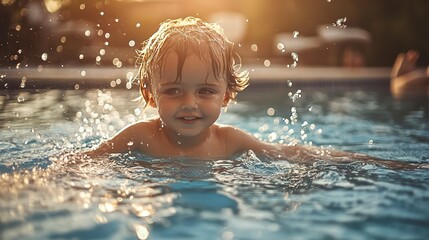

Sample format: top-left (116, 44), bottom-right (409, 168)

top-left (213, 123), bottom-right (264, 154)
top-left (119, 118), bottom-right (161, 138)
top-left (213, 123), bottom-right (253, 140)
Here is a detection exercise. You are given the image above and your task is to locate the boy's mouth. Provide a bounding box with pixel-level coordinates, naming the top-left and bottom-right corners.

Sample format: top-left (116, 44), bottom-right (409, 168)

top-left (177, 116), bottom-right (201, 123)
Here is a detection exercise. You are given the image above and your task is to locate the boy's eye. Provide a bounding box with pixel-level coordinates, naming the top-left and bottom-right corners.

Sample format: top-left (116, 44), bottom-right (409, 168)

top-left (198, 88), bottom-right (216, 95)
top-left (163, 88), bottom-right (181, 95)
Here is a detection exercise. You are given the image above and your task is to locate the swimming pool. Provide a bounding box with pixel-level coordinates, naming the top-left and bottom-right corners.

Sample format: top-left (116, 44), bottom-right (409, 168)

top-left (1, 85), bottom-right (429, 239)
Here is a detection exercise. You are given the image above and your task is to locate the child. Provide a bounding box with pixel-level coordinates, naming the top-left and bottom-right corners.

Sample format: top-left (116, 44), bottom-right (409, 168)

top-left (87, 17), bottom-right (424, 170)
top-left (390, 50), bottom-right (429, 99)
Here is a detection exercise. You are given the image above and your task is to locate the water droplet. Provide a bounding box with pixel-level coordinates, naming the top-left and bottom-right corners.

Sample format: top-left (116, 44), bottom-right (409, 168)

top-left (99, 49), bottom-right (106, 56)
top-left (80, 70), bottom-right (86, 77)
top-left (79, 54), bottom-right (84, 60)
top-left (113, 58), bottom-right (122, 68)
top-left (127, 141), bottom-right (134, 146)
top-left (268, 132), bottom-right (278, 142)
top-left (277, 43), bottom-right (285, 50)
top-left (251, 44), bottom-right (258, 52)
top-left (100, 11), bottom-right (104, 16)
top-left (136, 23), bottom-right (141, 28)
top-left (115, 18), bottom-right (119, 23)
top-left (41, 53), bottom-right (48, 61)
top-left (19, 76), bottom-right (27, 88)
top-left (94, 214), bottom-right (108, 224)
top-left (129, 40), bottom-right (135, 47)
top-left (134, 224), bottom-right (149, 240)
top-left (17, 96), bottom-right (25, 102)
top-left (273, 118), bottom-right (280, 125)
top-left (368, 140), bottom-right (374, 145)
top-left (84, 30), bottom-right (91, 37)
top-left (74, 84), bottom-right (80, 90)
top-left (293, 31), bottom-right (300, 38)
top-left (267, 107), bottom-right (275, 116)
top-left (287, 80), bottom-right (293, 87)
top-left (126, 72), bottom-right (134, 80)
top-left (289, 89), bottom-right (302, 102)
top-left (333, 17), bottom-right (347, 28)
top-left (264, 59), bottom-right (271, 67)
top-left (291, 52), bottom-right (299, 62)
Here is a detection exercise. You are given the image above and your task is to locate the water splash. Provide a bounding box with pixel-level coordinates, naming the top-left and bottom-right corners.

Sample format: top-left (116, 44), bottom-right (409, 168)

top-left (286, 52), bottom-right (299, 68)
top-left (288, 89), bottom-right (302, 102)
top-left (0, 152), bottom-right (178, 239)
top-left (333, 17), bottom-right (347, 28)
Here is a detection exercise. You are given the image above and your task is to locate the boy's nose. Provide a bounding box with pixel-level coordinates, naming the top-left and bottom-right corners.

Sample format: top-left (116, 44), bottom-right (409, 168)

top-left (181, 93), bottom-right (198, 110)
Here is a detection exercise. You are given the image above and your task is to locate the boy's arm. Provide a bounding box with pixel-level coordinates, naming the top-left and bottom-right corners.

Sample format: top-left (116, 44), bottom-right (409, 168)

top-left (84, 123), bottom-right (144, 157)
top-left (226, 127), bottom-right (426, 170)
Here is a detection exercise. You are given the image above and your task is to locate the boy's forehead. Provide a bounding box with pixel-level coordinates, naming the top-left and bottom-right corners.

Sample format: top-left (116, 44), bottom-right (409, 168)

top-left (156, 51), bottom-right (225, 84)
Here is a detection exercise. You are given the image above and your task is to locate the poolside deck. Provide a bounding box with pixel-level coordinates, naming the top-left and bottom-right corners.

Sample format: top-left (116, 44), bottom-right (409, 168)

top-left (0, 65), bottom-right (391, 89)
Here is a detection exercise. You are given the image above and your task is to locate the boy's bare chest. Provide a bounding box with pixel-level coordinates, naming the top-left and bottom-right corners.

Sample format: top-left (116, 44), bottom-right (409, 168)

top-left (139, 133), bottom-right (231, 159)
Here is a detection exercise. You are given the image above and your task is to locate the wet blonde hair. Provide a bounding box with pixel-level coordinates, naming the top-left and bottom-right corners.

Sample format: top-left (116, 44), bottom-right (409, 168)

top-left (135, 16), bottom-right (249, 109)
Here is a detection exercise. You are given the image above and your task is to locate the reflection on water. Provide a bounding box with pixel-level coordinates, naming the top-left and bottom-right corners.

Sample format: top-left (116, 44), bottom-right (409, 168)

top-left (2, 150), bottom-right (428, 239)
top-left (0, 150), bottom-right (361, 239)
top-left (0, 153), bottom-right (176, 239)
top-left (1, 88), bottom-right (429, 239)
top-left (0, 152), bottom-right (294, 239)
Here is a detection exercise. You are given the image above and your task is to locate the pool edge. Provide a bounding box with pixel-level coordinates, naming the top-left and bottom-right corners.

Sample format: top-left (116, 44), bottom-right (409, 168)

top-left (0, 66), bottom-right (391, 89)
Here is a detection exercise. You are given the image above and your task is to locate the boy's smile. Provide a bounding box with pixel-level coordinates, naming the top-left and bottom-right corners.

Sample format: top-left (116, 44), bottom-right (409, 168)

top-left (151, 51), bottom-right (228, 143)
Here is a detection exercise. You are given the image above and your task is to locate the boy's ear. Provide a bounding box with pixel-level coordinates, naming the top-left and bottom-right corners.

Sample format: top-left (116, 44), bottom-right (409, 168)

top-left (222, 91), bottom-right (230, 107)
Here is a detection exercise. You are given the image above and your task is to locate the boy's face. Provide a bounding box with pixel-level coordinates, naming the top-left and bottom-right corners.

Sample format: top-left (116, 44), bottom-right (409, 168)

top-left (150, 52), bottom-right (229, 138)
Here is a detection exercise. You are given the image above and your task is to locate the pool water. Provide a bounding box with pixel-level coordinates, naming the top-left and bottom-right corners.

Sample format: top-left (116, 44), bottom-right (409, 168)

top-left (1, 86), bottom-right (429, 240)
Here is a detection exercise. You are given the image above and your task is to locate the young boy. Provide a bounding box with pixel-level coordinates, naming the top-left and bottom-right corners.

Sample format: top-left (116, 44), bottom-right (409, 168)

top-left (87, 17), bottom-right (423, 170)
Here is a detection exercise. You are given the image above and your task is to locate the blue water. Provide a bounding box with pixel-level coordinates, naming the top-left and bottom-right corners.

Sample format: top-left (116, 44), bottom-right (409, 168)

top-left (1, 86), bottom-right (429, 240)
